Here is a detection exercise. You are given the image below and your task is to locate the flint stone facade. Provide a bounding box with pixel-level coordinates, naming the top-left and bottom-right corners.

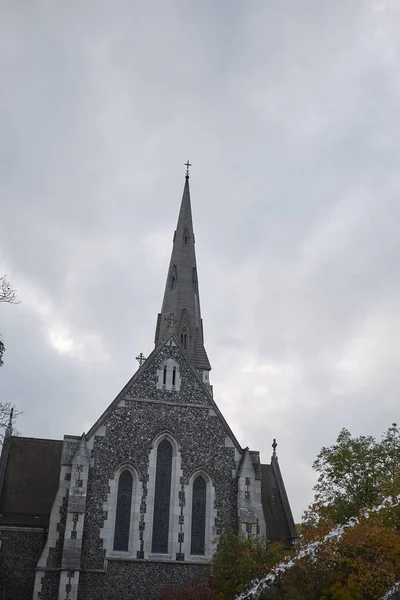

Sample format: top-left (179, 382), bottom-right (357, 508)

top-left (0, 175), bottom-right (296, 600)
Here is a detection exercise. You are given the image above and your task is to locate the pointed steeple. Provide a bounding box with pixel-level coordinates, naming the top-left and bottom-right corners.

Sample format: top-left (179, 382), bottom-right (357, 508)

top-left (154, 169), bottom-right (211, 372)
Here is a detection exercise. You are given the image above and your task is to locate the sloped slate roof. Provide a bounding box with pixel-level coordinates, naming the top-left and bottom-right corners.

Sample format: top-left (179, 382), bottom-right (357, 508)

top-left (192, 326), bottom-right (211, 370)
top-left (0, 436), bottom-right (62, 527)
top-left (261, 462), bottom-right (297, 543)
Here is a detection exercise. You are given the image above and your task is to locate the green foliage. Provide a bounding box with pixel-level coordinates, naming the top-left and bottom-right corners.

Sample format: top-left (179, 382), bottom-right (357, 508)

top-left (309, 424), bottom-right (400, 525)
top-left (210, 531), bottom-right (285, 599)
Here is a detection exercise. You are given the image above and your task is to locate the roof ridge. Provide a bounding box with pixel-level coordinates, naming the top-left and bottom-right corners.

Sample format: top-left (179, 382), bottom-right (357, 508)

top-left (10, 436), bottom-right (63, 444)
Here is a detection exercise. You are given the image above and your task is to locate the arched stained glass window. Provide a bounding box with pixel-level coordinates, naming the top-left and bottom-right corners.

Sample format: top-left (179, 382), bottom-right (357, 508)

top-left (152, 439), bottom-right (173, 553)
top-left (113, 470), bottom-right (133, 551)
top-left (191, 475), bottom-right (206, 555)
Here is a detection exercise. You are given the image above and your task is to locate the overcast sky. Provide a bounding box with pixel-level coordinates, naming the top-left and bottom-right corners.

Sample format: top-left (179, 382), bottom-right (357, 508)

top-left (1, 0), bottom-right (400, 522)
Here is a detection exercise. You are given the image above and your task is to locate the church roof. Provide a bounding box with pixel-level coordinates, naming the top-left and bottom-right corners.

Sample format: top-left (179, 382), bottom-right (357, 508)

top-left (260, 458), bottom-right (297, 543)
top-left (154, 174), bottom-right (211, 371)
top-left (0, 436), bottom-right (62, 527)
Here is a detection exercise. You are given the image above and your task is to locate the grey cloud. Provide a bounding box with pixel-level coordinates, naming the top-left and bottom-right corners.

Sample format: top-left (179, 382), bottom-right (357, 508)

top-left (1, 0), bottom-right (400, 521)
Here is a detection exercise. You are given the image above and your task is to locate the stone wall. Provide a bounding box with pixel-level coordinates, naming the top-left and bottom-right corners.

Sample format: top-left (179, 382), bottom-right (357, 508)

top-left (40, 571), bottom-right (61, 600)
top-left (0, 528), bottom-right (45, 600)
top-left (27, 341), bottom-right (241, 599)
top-left (80, 342), bottom-right (238, 590)
top-left (83, 343), bottom-right (237, 566)
top-left (78, 561), bottom-right (208, 600)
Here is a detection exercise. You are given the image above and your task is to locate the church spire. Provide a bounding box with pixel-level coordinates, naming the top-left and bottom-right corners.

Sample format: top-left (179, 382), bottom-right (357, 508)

top-left (154, 167), bottom-right (211, 373)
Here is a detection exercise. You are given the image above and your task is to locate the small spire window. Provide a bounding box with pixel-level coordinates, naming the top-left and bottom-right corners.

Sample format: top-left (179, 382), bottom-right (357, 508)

top-left (180, 328), bottom-right (187, 349)
top-left (192, 268), bottom-right (198, 293)
top-left (170, 265), bottom-right (177, 291)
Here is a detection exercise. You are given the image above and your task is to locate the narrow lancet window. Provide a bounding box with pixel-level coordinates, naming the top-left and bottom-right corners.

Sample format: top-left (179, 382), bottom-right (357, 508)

top-left (172, 366), bottom-right (176, 386)
top-left (163, 366), bottom-right (167, 385)
top-left (180, 328), bottom-right (187, 349)
top-left (192, 268), bottom-right (198, 292)
top-left (191, 475), bottom-right (206, 555)
top-left (152, 440), bottom-right (173, 553)
top-left (170, 265), bottom-right (177, 290)
top-left (113, 470), bottom-right (133, 551)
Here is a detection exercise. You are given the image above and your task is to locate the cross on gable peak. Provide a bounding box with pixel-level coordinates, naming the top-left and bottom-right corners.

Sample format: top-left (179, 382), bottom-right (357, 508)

top-left (135, 352), bottom-right (147, 366)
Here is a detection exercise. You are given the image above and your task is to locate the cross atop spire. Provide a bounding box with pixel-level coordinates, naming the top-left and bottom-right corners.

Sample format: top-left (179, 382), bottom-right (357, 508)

top-left (184, 160), bottom-right (191, 179)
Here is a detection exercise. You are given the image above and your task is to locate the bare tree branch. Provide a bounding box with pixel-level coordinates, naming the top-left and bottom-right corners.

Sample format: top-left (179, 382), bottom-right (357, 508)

top-left (0, 275), bottom-right (20, 367)
top-left (0, 402), bottom-right (21, 444)
top-left (0, 275), bottom-right (20, 304)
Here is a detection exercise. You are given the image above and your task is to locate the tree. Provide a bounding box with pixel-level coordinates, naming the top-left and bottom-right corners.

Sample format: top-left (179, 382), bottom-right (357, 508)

top-left (309, 424), bottom-right (400, 526)
top-left (0, 274), bottom-right (19, 366)
top-left (209, 531), bottom-right (285, 600)
top-left (236, 425), bottom-right (400, 600)
top-left (271, 517), bottom-right (400, 600)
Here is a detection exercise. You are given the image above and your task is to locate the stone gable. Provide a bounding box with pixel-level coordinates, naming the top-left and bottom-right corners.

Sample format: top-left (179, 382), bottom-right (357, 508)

top-left (82, 397), bottom-right (238, 570)
top-left (124, 341), bottom-right (212, 407)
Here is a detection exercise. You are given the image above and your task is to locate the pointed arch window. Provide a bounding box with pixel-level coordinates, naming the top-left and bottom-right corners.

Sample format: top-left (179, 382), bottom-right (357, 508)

top-left (180, 327), bottom-right (187, 349)
top-left (191, 475), bottom-right (206, 555)
top-left (152, 439), bottom-right (173, 553)
top-left (113, 470), bottom-right (133, 551)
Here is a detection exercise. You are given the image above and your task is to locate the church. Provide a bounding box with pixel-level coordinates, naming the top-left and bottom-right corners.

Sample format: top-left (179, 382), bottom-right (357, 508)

top-left (0, 169), bottom-right (296, 600)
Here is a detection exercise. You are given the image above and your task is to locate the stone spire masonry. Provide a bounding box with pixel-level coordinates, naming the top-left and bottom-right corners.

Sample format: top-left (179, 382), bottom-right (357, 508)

top-left (154, 169), bottom-right (211, 373)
